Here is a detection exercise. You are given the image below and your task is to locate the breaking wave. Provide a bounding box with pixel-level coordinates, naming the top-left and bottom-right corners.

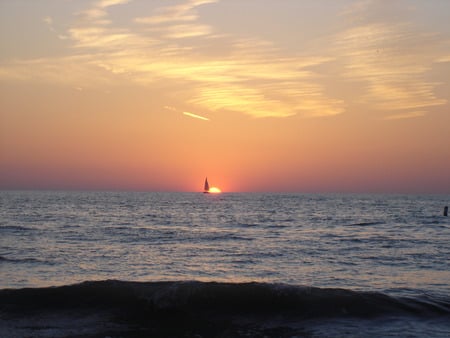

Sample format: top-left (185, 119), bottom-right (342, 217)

top-left (1, 280), bottom-right (449, 337)
top-left (2, 280), bottom-right (449, 318)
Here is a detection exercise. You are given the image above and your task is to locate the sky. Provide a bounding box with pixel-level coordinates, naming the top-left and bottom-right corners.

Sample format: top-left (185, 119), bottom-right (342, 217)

top-left (1, 0), bottom-right (449, 193)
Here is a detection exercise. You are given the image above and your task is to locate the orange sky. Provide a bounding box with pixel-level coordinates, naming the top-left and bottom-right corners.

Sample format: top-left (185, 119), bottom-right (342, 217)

top-left (1, 0), bottom-right (449, 193)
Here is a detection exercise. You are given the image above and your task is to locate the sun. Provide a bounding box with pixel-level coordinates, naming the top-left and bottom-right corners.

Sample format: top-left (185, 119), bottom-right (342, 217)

top-left (208, 187), bottom-right (222, 193)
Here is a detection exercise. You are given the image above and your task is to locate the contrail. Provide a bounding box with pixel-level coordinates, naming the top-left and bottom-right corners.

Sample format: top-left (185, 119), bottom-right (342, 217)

top-left (183, 111), bottom-right (210, 121)
top-left (163, 106), bottom-right (210, 121)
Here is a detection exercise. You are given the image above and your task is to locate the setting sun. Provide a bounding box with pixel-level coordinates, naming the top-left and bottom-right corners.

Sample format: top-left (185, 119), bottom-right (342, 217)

top-left (208, 187), bottom-right (222, 194)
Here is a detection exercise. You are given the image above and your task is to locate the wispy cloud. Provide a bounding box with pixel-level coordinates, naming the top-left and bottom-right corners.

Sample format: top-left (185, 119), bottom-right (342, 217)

top-left (135, 0), bottom-right (217, 26)
top-left (334, 0), bottom-right (447, 114)
top-left (80, 0), bottom-right (131, 19)
top-left (164, 24), bottom-right (213, 39)
top-left (436, 55), bottom-right (450, 63)
top-left (0, 56), bottom-right (118, 87)
top-left (43, 16), bottom-right (53, 26)
top-left (43, 15), bottom-right (68, 39)
top-left (384, 111), bottom-right (426, 120)
top-left (163, 105), bottom-right (177, 112)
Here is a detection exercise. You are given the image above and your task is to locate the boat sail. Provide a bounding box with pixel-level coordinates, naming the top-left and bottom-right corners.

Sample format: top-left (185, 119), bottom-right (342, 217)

top-left (203, 177), bottom-right (210, 193)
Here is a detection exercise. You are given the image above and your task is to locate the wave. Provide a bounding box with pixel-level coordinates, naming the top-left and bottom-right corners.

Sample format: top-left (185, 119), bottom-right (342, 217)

top-left (2, 280), bottom-right (449, 317)
top-left (1, 281), bottom-right (449, 337)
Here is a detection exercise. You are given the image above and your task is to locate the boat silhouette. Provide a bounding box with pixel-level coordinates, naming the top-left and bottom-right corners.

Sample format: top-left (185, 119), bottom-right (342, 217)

top-left (203, 177), bottom-right (210, 193)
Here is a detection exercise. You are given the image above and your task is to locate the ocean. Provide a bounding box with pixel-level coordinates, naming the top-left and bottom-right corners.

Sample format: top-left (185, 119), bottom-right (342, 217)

top-left (1, 191), bottom-right (449, 337)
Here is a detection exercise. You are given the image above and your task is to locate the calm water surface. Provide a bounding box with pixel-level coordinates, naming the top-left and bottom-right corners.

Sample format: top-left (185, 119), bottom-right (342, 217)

top-left (1, 191), bottom-right (449, 293)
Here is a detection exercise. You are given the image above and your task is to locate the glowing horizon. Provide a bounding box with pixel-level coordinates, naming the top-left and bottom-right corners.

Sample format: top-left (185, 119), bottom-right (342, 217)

top-left (1, 0), bottom-right (449, 194)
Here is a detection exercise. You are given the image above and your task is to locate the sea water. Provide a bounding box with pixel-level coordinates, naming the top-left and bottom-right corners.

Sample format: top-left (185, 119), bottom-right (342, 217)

top-left (1, 191), bottom-right (449, 337)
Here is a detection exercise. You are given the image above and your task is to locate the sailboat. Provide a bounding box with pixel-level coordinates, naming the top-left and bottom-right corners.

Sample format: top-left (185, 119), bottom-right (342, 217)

top-left (203, 177), bottom-right (210, 193)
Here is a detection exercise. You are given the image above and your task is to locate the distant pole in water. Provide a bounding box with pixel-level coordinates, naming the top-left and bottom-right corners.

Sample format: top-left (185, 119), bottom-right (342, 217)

top-left (444, 206), bottom-right (448, 217)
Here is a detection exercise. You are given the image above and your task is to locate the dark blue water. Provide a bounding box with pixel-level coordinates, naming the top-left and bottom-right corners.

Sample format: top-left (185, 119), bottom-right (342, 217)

top-left (1, 191), bottom-right (449, 337)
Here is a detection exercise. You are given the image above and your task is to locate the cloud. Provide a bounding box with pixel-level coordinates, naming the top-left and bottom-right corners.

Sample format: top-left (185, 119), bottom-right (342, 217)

top-left (2, 0), bottom-right (343, 118)
top-left (384, 111), bottom-right (426, 120)
top-left (135, 0), bottom-right (217, 26)
top-left (43, 15), bottom-right (69, 40)
top-left (43, 16), bottom-right (53, 25)
top-left (68, 26), bottom-right (144, 49)
top-left (78, 0), bottom-right (131, 23)
top-left (334, 0), bottom-right (447, 114)
top-left (0, 56), bottom-right (119, 87)
top-left (436, 55), bottom-right (450, 63)
top-left (135, 0), bottom-right (218, 42)
top-left (163, 106), bottom-right (177, 112)
top-left (24, 0), bottom-right (450, 119)
top-left (164, 24), bottom-right (213, 39)
top-left (98, 0), bottom-right (131, 7)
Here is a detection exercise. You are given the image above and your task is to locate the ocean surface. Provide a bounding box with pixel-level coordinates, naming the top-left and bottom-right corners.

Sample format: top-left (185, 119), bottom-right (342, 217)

top-left (1, 191), bottom-right (449, 337)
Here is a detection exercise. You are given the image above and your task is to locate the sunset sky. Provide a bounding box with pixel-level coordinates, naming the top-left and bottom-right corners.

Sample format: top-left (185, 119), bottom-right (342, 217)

top-left (1, 0), bottom-right (449, 193)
